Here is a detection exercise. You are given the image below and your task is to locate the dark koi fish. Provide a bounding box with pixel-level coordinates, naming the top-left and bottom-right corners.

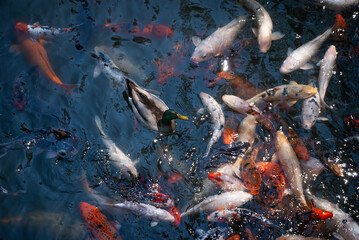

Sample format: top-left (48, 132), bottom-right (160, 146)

top-left (287, 128), bottom-right (310, 162)
top-left (104, 22), bottom-right (173, 38)
top-left (78, 202), bottom-right (122, 240)
top-left (238, 146), bottom-right (262, 195)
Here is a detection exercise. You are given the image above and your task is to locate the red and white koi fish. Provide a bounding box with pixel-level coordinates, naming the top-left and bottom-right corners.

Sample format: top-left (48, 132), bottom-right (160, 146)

top-left (280, 27), bottom-right (332, 74)
top-left (200, 92), bottom-right (225, 157)
top-left (191, 16), bottom-right (248, 63)
top-left (102, 201), bottom-right (175, 226)
top-left (181, 191), bottom-right (252, 217)
top-left (142, 192), bottom-right (174, 208)
top-left (12, 25), bottom-right (79, 93)
top-left (79, 202), bottom-right (122, 240)
top-left (238, 0), bottom-right (284, 53)
top-left (318, 45), bottom-right (337, 108)
top-left (256, 162), bottom-right (286, 205)
top-left (15, 22), bottom-right (74, 39)
top-left (308, 195), bottom-right (359, 240)
top-left (104, 22), bottom-right (173, 38)
top-left (275, 130), bottom-right (307, 207)
top-left (208, 172), bottom-right (246, 192)
top-left (246, 81), bottom-right (317, 105)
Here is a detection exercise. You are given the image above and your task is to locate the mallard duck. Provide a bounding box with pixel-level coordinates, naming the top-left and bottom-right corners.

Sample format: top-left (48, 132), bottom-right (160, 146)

top-left (125, 78), bottom-right (188, 135)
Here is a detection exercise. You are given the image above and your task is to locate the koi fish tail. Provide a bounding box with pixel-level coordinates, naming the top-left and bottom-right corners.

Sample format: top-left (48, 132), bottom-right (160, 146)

top-left (60, 83), bottom-right (80, 94)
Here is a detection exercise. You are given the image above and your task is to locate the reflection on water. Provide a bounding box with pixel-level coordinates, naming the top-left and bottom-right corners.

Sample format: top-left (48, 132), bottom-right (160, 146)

top-left (0, 0), bottom-right (358, 239)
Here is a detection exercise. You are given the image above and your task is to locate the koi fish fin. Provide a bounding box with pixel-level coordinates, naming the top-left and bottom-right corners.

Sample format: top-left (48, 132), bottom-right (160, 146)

top-left (300, 63), bottom-right (314, 70)
top-left (110, 220), bottom-right (121, 229)
top-left (39, 39), bottom-right (47, 45)
top-left (46, 150), bottom-right (60, 159)
top-left (150, 221), bottom-right (158, 227)
top-left (93, 65), bottom-right (101, 78)
top-left (271, 31), bottom-right (284, 41)
top-left (289, 81), bottom-right (298, 85)
top-left (197, 107), bottom-right (206, 115)
top-left (287, 47), bottom-right (293, 56)
top-left (60, 83), bottom-right (80, 94)
top-left (191, 36), bottom-right (202, 47)
top-left (320, 100), bottom-right (330, 109)
top-left (317, 59), bottom-right (324, 66)
top-left (316, 117), bottom-right (329, 121)
top-left (252, 28), bottom-right (258, 37)
top-left (94, 115), bottom-right (107, 138)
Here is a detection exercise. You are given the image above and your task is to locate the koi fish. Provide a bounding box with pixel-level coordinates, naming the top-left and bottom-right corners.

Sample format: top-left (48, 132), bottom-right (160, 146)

top-left (276, 234), bottom-right (322, 240)
top-left (235, 115), bottom-right (257, 149)
top-left (275, 130), bottom-right (307, 207)
top-left (301, 83), bottom-right (321, 130)
top-left (223, 127), bottom-right (238, 145)
top-left (308, 195), bottom-right (359, 240)
top-left (238, 146), bottom-right (262, 194)
top-left (199, 92), bottom-right (225, 157)
top-left (222, 95), bottom-right (274, 131)
top-left (181, 191), bottom-right (253, 217)
top-left (12, 26), bottom-right (79, 93)
top-left (256, 162), bottom-right (286, 205)
top-left (191, 15), bottom-right (248, 63)
top-left (78, 202), bottom-right (122, 240)
top-left (0, 127), bottom-right (78, 159)
top-left (344, 115), bottom-right (359, 129)
top-left (318, 45), bottom-right (337, 108)
top-left (15, 22), bottom-right (75, 39)
top-left (300, 157), bottom-right (325, 180)
top-left (238, 0), bottom-right (284, 53)
top-left (246, 81), bottom-right (317, 105)
top-left (207, 208), bottom-right (276, 228)
top-left (314, 0), bottom-right (359, 11)
top-left (207, 172), bottom-right (246, 192)
top-left (287, 128), bottom-right (310, 162)
top-left (333, 14), bottom-right (347, 42)
top-left (101, 201), bottom-right (175, 226)
top-left (104, 22), bottom-right (173, 38)
top-left (93, 46), bottom-right (126, 87)
top-left (142, 192), bottom-right (174, 208)
top-left (95, 116), bottom-right (138, 179)
top-left (169, 206), bottom-right (181, 226)
top-left (280, 27), bottom-right (332, 74)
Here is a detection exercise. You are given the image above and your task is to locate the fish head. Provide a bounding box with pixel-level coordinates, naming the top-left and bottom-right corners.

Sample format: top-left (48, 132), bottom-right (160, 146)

top-left (279, 57), bottom-right (296, 74)
top-left (208, 172), bottom-right (224, 185)
top-left (144, 192), bottom-right (174, 208)
top-left (191, 42), bottom-right (214, 63)
top-left (14, 22), bottom-right (28, 33)
top-left (308, 208), bottom-right (333, 220)
top-left (298, 85), bottom-right (317, 99)
top-left (206, 209), bottom-right (227, 222)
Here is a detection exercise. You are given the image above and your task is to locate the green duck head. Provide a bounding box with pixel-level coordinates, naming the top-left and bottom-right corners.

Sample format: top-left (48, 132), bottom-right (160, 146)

top-left (160, 109), bottom-right (188, 125)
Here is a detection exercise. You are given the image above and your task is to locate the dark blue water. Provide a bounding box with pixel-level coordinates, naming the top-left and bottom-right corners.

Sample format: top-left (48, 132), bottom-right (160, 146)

top-left (0, 0), bottom-right (358, 239)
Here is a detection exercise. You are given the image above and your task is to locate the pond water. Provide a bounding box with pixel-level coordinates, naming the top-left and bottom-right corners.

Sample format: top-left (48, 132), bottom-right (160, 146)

top-left (0, 0), bottom-right (358, 239)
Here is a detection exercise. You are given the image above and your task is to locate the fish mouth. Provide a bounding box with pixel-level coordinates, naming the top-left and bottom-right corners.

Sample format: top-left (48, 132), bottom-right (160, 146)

top-left (177, 113), bottom-right (188, 120)
top-left (191, 57), bottom-right (198, 64)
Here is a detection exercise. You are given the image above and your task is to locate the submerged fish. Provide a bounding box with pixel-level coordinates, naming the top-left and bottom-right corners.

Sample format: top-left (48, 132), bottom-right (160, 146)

top-left (13, 25), bottom-right (79, 93)
top-left (238, 0), bottom-right (284, 53)
top-left (191, 16), bottom-right (248, 63)
top-left (275, 130), bottom-right (307, 207)
top-left (200, 92), bottom-right (225, 157)
top-left (287, 128), bottom-right (310, 162)
top-left (239, 146), bottom-right (262, 194)
top-left (104, 22), bottom-right (173, 38)
top-left (246, 82), bottom-right (317, 105)
top-left (318, 45), bottom-right (337, 108)
top-left (0, 128), bottom-right (78, 159)
top-left (181, 191), bottom-right (253, 217)
top-left (102, 201), bottom-right (175, 226)
top-left (79, 202), bottom-right (122, 240)
top-left (235, 115), bottom-right (257, 149)
top-left (95, 116), bottom-right (138, 179)
top-left (280, 27), bottom-right (332, 74)
top-left (15, 22), bottom-right (75, 39)
top-left (314, 0), bottom-right (359, 11)
top-left (301, 84), bottom-right (321, 130)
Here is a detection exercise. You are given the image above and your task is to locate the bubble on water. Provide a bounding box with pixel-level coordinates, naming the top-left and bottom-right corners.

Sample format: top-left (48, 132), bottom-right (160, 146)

top-left (295, 34), bottom-right (301, 39)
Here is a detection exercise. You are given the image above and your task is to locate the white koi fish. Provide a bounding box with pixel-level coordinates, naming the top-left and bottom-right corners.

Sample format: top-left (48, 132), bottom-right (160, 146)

top-left (300, 157), bottom-right (325, 181)
top-left (102, 201), bottom-right (175, 226)
top-left (93, 46), bottom-right (126, 86)
top-left (207, 171), bottom-right (246, 192)
top-left (280, 27), bottom-right (332, 74)
top-left (181, 191), bottom-right (252, 217)
top-left (94, 116), bottom-right (138, 179)
top-left (236, 115), bottom-right (257, 148)
top-left (15, 22), bottom-right (75, 39)
top-left (318, 45), bottom-right (337, 108)
top-left (238, 0), bottom-right (284, 53)
top-left (246, 81), bottom-right (317, 105)
top-left (276, 234), bottom-right (323, 240)
top-left (308, 195), bottom-right (359, 240)
top-left (301, 84), bottom-right (321, 130)
top-left (314, 0), bottom-right (359, 11)
top-left (275, 130), bottom-right (307, 207)
top-left (191, 16), bottom-right (248, 63)
top-left (200, 92), bottom-right (225, 157)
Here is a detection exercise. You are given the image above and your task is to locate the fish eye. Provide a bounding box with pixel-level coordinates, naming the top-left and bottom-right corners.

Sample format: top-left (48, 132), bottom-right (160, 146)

top-left (202, 54), bottom-right (207, 59)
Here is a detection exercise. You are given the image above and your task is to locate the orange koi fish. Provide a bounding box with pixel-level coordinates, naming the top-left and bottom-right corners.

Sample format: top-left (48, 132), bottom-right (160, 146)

top-left (104, 22), bottom-right (173, 38)
top-left (13, 25), bottom-right (79, 93)
top-left (223, 127), bottom-right (238, 145)
top-left (287, 128), bottom-right (310, 162)
top-left (333, 14), bottom-right (347, 42)
top-left (238, 146), bottom-right (262, 194)
top-left (227, 234), bottom-right (240, 240)
top-left (256, 162), bottom-right (286, 205)
top-left (169, 206), bottom-right (181, 226)
top-left (78, 202), bottom-right (122, 240)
